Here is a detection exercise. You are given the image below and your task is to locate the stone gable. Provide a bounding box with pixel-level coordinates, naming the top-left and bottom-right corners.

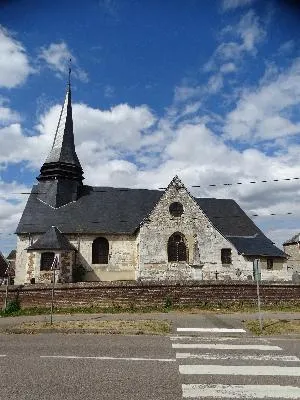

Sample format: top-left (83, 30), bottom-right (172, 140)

top-left (138, 176), bottom-right (251, 281)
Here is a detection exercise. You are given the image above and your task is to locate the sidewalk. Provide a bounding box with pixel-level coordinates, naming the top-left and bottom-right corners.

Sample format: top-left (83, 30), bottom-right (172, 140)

top-left (0, 310), bottom-right (299, 334)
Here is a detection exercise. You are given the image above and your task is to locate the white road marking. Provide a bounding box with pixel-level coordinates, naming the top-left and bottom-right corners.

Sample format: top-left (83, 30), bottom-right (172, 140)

top-left (170, 336), bottom-right (268, 342)
top-left (40, 355), bottom-right (176, 362)
top-left (176, 352), bottom-right (300, 362)
top-left (177, 327), bottom-right (246, 333)
top-left (182, 384), bottom-right (300, 399)
top-left (0, 355), bottom-right (6, 357)
top-left (179, 364), bottom-right (300, 376)
top-left (172, 343), bottom-right (282, 351)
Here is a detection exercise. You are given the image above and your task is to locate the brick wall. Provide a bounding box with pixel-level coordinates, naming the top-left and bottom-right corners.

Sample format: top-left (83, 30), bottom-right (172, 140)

top-left (0, 281), bottom-right (299, 309)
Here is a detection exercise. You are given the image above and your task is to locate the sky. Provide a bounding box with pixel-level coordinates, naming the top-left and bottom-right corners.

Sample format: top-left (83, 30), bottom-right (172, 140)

top-left (1, 0), bottom-right (300, 255)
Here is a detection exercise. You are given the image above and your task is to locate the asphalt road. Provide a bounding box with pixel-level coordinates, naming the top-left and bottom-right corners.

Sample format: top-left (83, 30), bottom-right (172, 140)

top-left (0, 334), bottom-right (181, 400)
top-left (0, 312), bottom-right (299, 400)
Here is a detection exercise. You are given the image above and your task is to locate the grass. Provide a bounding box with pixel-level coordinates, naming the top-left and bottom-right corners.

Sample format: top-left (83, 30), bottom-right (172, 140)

top-left (0, 301), bottom-right (299, 318)
top-left (245, 319), bottom-right (300, 336)
top-left (3, 319), bottom-right (171, 335)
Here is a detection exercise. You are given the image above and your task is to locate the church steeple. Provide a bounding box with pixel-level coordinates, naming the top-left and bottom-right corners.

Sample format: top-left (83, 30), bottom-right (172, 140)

top-left (37, 65), bottom-right (83, 182)
top-left (36, 64), bottom-right (84, 208)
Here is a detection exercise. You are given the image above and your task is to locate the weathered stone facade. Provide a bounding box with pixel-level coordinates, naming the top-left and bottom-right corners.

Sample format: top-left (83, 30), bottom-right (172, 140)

top-left (139, 177), bottom-right (252, 281)
top-left (69, 234), bottom-right (136, 281)
top-left (15, 178), bottom-right (288, 284)
top-left (284, 243), bottom-right (300, 272)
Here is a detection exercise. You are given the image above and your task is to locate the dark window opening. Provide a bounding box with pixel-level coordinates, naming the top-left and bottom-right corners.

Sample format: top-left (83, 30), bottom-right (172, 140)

top-left (168, 232), bottom-right (187, 262)
top-left (92, 237), bottom-right (109, 264)
top-left (267, 258), bottom-right (273, 270)
top-left (40, 252), bottom-right (55, 271)
top-left (169, 202), bottom-right (183, 217)
top-left (221, 248), bottom-right (232, 264)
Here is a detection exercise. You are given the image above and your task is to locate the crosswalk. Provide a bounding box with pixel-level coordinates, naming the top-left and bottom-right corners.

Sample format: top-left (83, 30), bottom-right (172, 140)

top-left (171, 327), bottom-right (300, 399)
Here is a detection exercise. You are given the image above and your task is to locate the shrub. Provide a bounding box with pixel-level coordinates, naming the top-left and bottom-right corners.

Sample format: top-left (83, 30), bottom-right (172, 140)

top-left (4, 298), bottom-right (21, 314)
top-left (164, 296), bottom-right (173, 310)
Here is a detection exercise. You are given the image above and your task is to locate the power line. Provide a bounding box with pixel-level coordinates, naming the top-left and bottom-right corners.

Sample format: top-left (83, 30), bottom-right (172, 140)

top-left (191, 177), bottom-right (300, 188)
top-left (157, 176), bottom-right (300, 190)
top-left (0, 175), bottom-right (299, 196)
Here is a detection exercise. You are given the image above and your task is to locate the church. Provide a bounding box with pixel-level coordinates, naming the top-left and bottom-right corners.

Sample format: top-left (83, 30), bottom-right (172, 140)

top-left (14, 78), bottom-right (287, 285)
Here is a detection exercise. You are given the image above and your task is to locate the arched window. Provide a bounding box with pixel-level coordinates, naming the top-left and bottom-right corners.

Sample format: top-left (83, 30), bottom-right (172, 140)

top-left (168, 232), bottom-right (187, 262)
top-left (40, 252), bottom-right (55, 271)
top-left (92, 237), bottom-right (109, 264)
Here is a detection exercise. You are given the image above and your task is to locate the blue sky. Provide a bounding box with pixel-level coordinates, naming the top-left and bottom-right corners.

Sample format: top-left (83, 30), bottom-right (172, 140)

top-left (1, 0), bottom-right (300, 255)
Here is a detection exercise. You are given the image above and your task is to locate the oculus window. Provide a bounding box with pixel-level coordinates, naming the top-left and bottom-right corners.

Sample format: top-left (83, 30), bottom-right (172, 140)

top-left (169, 202), bottom-right (183, 217)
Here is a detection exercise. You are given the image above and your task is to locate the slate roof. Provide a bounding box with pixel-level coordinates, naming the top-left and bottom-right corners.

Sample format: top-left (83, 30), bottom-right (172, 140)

top-left (0, 251), bottom-right (8, 278)
top-left (27, 226), bottom-right (76, 251)
top-left (226, 235), bottom-right (285, 257)
top-left (44, 85), bottom-right (82, 169)
top-left (283, 233), bottom-right (300, 246)
top-left (6, 250), bottom-right (16, 260)
top-left (16, 184), bottom-right (285, 257)
top-left (17, 185), bottom-right (163, 235)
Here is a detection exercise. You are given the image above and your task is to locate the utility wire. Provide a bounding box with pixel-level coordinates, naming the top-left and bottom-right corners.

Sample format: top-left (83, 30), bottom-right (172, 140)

top-left (0, 175), bottom-right (299, 196)
top-left (158, 176), bottom-right (300, 190)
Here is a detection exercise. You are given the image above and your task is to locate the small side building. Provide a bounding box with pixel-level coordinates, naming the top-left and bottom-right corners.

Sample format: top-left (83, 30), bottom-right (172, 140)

top-left (283, 234), bottom-right (300, 279)
top-left (26, 226), bottom-right (76, 284)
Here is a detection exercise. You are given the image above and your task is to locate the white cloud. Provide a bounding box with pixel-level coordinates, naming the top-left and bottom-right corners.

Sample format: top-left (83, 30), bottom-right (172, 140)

top-left (104, 85), bottom-right (115, 98)
top-left (2, 96), bottom-right (300, 248)
top-left (224, 57), bottom-right (300, 142)
top-left (220, 62), bottom-right (236, 74)
top-left (207, 74), bottom-right (224, 93)
top-left (38, 42), bottom-right (88, 82)
top-left (0, 102), bottom-right (158, 170)
top-left (0, 25), bottom-right (33, 88)
top-left (0, 106), bottom-right (20, 126)
top-left (278, 40), bottom-right (294, 55)
top-left (236, 10), bottom-right (266, 54)
top-left (0, 180), bottom-right (30, 255)
top-left (176, 10), bottom-right (266, 102)
top-left (216, 11), bottom-right (265, 60)
top-left (222, 0), bottom-right (256, 11)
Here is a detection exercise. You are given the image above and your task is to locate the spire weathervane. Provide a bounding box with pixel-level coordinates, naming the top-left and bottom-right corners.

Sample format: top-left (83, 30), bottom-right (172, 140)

top-left (68, 58), bottom-right (72, 87)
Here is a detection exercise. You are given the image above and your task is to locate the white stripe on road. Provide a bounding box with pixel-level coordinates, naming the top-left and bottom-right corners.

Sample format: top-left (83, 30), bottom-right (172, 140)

top-left (172, 343), bottom-right (282, 351)
top-left (176, 352), bottom-right (300, 362)
top-left (179, 364), bottom-right (300, 376)
top-left (182, 384), bottom-right (300, 399)
top-left (40, 355), bottom-right (176, 362)
top-left (170, 336), bottom-right (266, 342)
top-left (0, 355), bottom-right (6, 357)
top-left (177, 327), bottom-right (246, 333)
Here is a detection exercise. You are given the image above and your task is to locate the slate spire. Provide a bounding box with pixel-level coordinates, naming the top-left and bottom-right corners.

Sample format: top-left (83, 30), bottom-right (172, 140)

top-left (36, 63), bottom-right (84, 208)
top-left (37, 64), bottom-right (83, 182)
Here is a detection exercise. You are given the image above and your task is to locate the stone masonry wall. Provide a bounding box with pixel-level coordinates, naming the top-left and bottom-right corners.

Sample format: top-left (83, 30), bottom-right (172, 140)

top-left (284, 244), bottom-right (300, 273)
top-left (0, 282), bottom-right (299, 309)
top-left (68, 234), bottom-right (136, 281)
top-left (139, 178), bottom-right (254, 281)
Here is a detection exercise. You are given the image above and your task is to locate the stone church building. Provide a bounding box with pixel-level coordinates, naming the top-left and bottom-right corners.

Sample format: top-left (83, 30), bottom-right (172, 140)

top-left (15, 79), bottom-right (287, 284)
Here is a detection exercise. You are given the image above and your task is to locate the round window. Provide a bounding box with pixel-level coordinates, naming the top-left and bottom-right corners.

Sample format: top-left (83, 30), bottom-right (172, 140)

top-left (169, 202), bottom-right (183, 217)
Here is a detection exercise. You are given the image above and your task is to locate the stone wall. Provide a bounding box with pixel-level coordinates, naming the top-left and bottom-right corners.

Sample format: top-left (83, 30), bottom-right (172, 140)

top-left (0, 282), bottom-right (299, 309)
top-left (15, 234), bottom-right (39, 285)
top-left (284, 244), bottom-right (300, 274)
top-left (68, 233), bottom-right (137, 281)
top-left (139, 178), bottom-right (256, 281)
